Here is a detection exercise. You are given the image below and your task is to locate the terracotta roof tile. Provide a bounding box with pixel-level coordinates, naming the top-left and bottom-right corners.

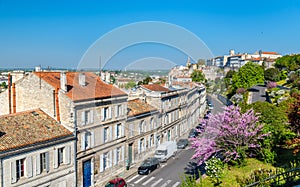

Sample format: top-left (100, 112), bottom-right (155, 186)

top-left (127, 99), bottom-right (157, 116)
top-left (141, 84), bottom-right (170, 92)
top-left (33, 72), bottom-right (127, 101)
top-left (262, 52), bottom-right (279, 55)
top-left (0, 109), bottom-right (73, 152)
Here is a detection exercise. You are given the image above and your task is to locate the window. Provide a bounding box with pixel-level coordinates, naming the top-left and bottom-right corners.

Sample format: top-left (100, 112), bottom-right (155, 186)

top-left (104, 127), bottom-right (109, 143)
top-left (116, 124), bottom-right (121, 138)
top-left (116, 147), bottom-right (121, 164)
top-left (16, 158), bottom-right (25, 180)
top-left (102, 107), bottom-right (108, 121)
top-left (58, 147), bottom-right (64, 166)
top-left (82, 110), bottom-right (93, 125)
top-left (85, 132), bottom-right (91, 149)
top-left (40, 153), bottom-right (47, 172)
top-left (103, 152), bottom-right (108, 170)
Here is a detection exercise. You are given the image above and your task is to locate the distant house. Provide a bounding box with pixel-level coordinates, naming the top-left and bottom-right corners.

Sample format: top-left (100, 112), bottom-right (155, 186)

top-left (0, 109), bottom-right (75, 187)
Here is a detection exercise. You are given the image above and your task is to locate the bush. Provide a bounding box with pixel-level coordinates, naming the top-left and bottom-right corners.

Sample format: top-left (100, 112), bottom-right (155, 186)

top-left (236, 168), bottom-right (275, 186)
top-left (205, 157), bottom-right (225, 185)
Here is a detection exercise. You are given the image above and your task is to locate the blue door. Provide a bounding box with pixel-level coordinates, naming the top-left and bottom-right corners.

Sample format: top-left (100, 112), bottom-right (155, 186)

top-left (83, 160), bottom-right (91, 187)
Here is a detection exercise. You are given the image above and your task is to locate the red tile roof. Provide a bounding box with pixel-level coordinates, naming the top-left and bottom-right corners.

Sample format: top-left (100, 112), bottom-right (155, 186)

top-left (0, 109), bottom-right (73, 152)
top-left (127, 99), bottom-right (157, 116)
top-left (34, 72), bottom-right (127, 101)
top-left (262, 52), bottom-right (279, 55)
top-left (141, 84), bottom-right (170, 92)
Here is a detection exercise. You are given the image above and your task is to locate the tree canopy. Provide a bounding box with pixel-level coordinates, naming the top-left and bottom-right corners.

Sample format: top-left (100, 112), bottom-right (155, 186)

top-left (275, 54), bottom-right (300, 71)
top-left (264, 68), bottom-right (280, 81)
top-left (191, 70), bottom-right (206, 83)
top-left (191, 105), bottom-right (267, 165)
top-left (231, 62), bottom-right (264, 91)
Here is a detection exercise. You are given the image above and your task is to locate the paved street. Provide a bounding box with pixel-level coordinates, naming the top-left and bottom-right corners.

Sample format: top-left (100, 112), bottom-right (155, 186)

top-left (206, 94), bottom-right (225, 114)
top-left (127, 148), bottom-right (195, 187)
top-left (248, 85), bottom-right (267, 103)
top-left (126, 95), bottom-right (226, 187)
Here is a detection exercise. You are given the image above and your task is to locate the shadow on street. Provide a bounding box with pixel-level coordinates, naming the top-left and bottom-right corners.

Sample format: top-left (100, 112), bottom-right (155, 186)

top-left (184, 160), bottom-right (206, 180)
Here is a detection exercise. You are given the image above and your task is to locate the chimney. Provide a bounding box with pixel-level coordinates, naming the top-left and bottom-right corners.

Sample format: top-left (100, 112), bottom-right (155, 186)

top-left (12, 83), bottom-right (16, 113)
top-left (8, 73), bottom-right (11, 114)
top-left (60, 72), bottom-right (67, 92)
top-left (79, 73), bottom-right (86, 86)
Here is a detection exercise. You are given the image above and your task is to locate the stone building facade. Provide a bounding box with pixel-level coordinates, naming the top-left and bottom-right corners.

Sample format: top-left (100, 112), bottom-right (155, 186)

top-left (0, 109), bottom-right (76, 187)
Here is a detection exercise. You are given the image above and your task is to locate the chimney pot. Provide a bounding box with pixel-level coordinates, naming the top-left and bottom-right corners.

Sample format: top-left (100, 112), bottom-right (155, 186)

top-left (60, 72), bottom-right (67, 92)
top-left (79, 73), bottom-right (86, 86)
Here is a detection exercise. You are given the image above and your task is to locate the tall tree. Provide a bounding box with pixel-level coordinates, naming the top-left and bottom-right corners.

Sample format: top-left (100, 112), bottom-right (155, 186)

top-left (288, 94), bottom-right (300, 135)
top-left (264, 68), bottom-right (280, 81)
top-left (231, 62), bottom-right (264, 91)
top-left (191, 105), bottom-right (267, 165)
top-left (190, 70), bottom-right (205, 83)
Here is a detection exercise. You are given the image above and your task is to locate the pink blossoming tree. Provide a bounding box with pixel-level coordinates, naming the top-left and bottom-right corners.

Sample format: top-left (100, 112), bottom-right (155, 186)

top-left (191, 105), bottom-right (268, 165)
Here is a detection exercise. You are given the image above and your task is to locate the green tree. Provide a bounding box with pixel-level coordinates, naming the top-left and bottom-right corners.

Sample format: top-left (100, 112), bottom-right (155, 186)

top-left (191, 70), bottom-right (205, 83)
top-left (231, 62), bottom-right (264, 91)
top-left (275, 54), bottom-right (300, 71)
top-left (125, 81), bottom-right (136, 89)
top-left (264, 68), bottom-right (280, 81)
top-left (197, 59), bottom-right (206, 66)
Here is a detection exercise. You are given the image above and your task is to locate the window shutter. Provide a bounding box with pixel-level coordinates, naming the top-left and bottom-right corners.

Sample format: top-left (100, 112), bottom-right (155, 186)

top-left (138, 140), bottom-right (140, 154)
top-left (81, 111), bottom-right (85, 125)
top-left (114, 125), bottom-right (117, 139)
top-left (81, 133), bottom-right (86, 151)
top-left (100, 154), bottom-right (104, 172)
top-left (36, 155), bottom-right (41, 175)
top-left (53, 149), bottom-right (58, 169)
top-left (122, 123), bottom-right (125, 137)
top-left (122, 146), bottom-right (125, 161)
top-left (26, 156), bottom-right (33, 178)
top-left (90, 110), bottom-right (94, 124)
top-left (11, 161), bottom-right (17, 184)
top-left (123, 104), bottom-right (126, 116)
top-left (108, 107), bottom-right (112, 119)
top-left (115, 105), bottom-right (118, 118)
top-left (65, 146), bottom-right (71, 165)
top-left (109, 126), bottom-right (112, 141)
top-left (113, 149), bottom-right (117, 166)
top-left (101, 128), bottom-right (105, 144)
top-left (101, 108), bottom-right (105, 121)
top-left (109, 151), bottom-right (112, 167)
top-left (91, 131), bottom-right (95, 147)
top-left (45, 152), bottom-right (50, 173)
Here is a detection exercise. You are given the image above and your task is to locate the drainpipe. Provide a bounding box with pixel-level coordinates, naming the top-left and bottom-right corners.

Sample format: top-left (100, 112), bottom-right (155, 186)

top-left (73, 107), bottom-right (78, 187)
top-left (12, 83), bottom-right (16, 113)
top-left (55, 87), bottom-right (60, 122)
top-left (53, 90), bottom-right (56, 117)
top-left (8, 73), bottom-right (11, 114)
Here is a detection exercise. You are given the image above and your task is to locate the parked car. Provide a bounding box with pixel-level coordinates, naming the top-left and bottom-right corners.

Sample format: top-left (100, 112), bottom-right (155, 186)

top-left (105, 177), bottom-right (127, 187)
top-left (207, 102), bottom-right (214, 110)
top-left (154, 141), bottom-right (177, 162)
top-left (138, 157), bottom-right (160, 175)
top-left (188, 128), bottom-right (199, 138)
top-left (177, 139), bottom-right (189, 149)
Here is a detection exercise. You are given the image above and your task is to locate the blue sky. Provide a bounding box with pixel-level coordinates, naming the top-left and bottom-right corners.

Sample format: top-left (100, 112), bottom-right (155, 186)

top-left (0, 0), bottom-right (300, 69)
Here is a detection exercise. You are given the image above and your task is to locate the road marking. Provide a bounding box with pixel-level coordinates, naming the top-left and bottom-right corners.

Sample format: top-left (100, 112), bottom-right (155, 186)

top-left (142, 176), bottom-right (155, 186)
top-left (161, 164), bottom-right (166, 168)
top-left (160, 179), bottom-right (172, 187)
top-left (172, 181), bottom-right (181, 187)
top-left (150, 178), bottom-right (163, 187)
top-left (127, 174), bottom-right (139, 183)
top-left (134, 175), bottom-right (147, 184)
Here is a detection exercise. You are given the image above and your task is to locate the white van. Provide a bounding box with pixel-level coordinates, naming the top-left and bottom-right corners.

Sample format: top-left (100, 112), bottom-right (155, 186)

top-left (154, 141), bottom-right (177, 162)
